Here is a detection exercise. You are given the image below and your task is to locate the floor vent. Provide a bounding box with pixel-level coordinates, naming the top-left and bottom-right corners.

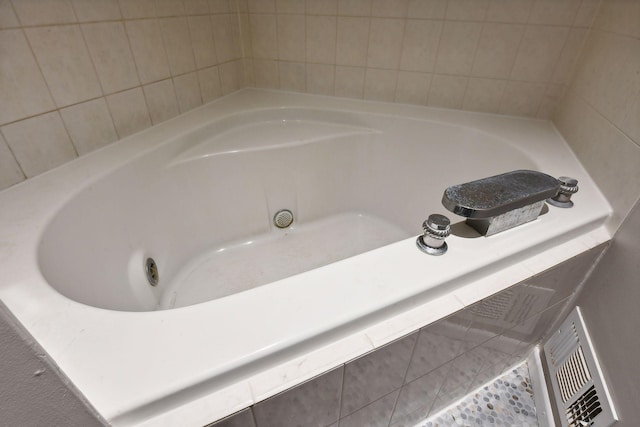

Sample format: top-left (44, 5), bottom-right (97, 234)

top-left (543, 307), bottom-right (617, 427)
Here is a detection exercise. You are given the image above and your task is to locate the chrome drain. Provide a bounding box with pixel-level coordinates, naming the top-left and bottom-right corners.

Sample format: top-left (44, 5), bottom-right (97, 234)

top-left (273, 209), bottom-right (294, 229)
top-left (145, 257), bottom-right (159, 286)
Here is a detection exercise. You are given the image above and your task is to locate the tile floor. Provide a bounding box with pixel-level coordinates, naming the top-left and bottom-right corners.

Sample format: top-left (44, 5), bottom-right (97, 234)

top-left (417, 363), bottom-right (539, 427)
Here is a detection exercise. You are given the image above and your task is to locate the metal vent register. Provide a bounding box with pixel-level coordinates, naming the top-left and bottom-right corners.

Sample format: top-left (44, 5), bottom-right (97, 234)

top-left (543, 307), bottom-right (618, 427)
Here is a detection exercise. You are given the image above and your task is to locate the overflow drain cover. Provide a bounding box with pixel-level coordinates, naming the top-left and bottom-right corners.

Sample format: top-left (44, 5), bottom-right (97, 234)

top-left (273, 209), bottom-right (294, 228)
top-left (145, 257), bottom-right (159, 286)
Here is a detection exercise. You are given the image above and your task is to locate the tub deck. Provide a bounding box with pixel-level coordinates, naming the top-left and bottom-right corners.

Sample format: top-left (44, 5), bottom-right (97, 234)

top-left (0, 89), bottom-right (611, 426)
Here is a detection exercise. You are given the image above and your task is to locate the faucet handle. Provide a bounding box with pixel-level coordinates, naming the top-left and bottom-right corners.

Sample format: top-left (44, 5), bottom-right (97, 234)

top-left (547, 176), bottom-right (579, 208)
top-left (417, 214), bottom-right (451, 255)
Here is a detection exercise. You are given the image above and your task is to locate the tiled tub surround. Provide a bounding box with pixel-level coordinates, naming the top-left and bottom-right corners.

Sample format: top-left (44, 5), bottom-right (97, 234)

top-left (0, 0), bottom-right (245, 190)
top-left (242, 0), bottom-right (601, 117)
top-left (209, 244), bottom-right (606, 427)
top-left (0, 90), bottom-right (612, 426)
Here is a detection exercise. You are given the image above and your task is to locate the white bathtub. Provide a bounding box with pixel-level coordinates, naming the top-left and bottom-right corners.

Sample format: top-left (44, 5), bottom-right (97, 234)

top-left (0, 89), bottom-right (612, 426)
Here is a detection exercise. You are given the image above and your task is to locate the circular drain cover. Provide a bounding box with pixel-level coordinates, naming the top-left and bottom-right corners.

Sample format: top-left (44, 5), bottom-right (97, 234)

top-left (273, 209), bottom-right (294, 228)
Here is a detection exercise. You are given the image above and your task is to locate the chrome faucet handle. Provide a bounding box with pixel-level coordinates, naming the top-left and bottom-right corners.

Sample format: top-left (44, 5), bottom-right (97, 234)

top-left (547, 176), bottom-right (579, 208)
top-left (416, 214), bottom-right (451, 255)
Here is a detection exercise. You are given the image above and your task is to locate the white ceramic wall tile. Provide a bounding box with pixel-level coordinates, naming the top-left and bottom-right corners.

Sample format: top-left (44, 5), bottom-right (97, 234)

top-left (399, 20), bottom-right (441, 73)
top-left (174, 72), bottom-right (203, 113)
top-left (26, 25), bottom-right (102, 108)
top-left (248, 0), bottom-right (276, 13)
top-left (12, 0), bottom-right (77, 26)
top-left (334, 66), bottom-right (365, 98)
top-left (106, 87), bottom-right (151, 137)
top-left (0, 133), bottom-right (24, 189)
top-left (219, 60), bottom-right (243, 94)
top-left (184, 0), bottom-right (209, 15)
top-left (573, 0), bottom-right (601, 28)
top-left (485, 0), bottom-right (533, 23)
top-left (71, 0), bottom-right (122, 22)
top-left (276, 0), bottom-right (305, 14)
top-left (510, 25), bottom-right (569, 83)
top-left (596, 0), bottom-right (640, 38)
top-left (499, 81), bottom-right (545, 116)
top-left (188, 16), bottom-right (218, 68)
top-left (363, 68), bottom-right (397, 102)
top-left (306, 0), bottom-right (338, 15)
top-left (471, 23), bottom-right (524, 79)
top-left (277, 14), bottom-right (305, 61)
top-left (528, 0), bottom-right (582, 26)
top-left (82, 22), bottom-right (140, 94)
top-left (427, 74), bottom-right (468, 109)
top-left (338, 0), bottom-right (372, 16)
top-left (306, 15), bottom-right (336, 64)
top-left (118, 0), bottom-right (156, 19)
top-left (446, 0), bottom-right (490, 21)
top-left (212, 14), bottom-right (238, 63)
top-left (434, 21), bottom-right (483, 75)
top-left (371, 0), bottom-right (408, 18)
top-left (143, 78), bottom-right (179, 124)
top-left (395, 71), bottom-right (430, 105)
top-left (125, 19), bottom-right (172, 84)
top-left (210, 0), bottom-right (232, 14)
top-left (60, 98), bottom-right (118, 155)
top-left (551, 27), bottom-right (588, 85)
top-left (250, 14), bottom-right (277, 58)
top-left (462, 77), bottom-right (506, 113)
top-left (160, 17), bottom-right (197, 75)
top-left (253, 59), bottom-right (280, 88)
top-left (0, 29), bottom-right (55, 125)
top-left (336, 17), bottom-right (369, 67)
top-left (407, 0), bottom-right (447, 19)
top-left (198, 66), bottom-right (223, 102)
top-left (0, 1), bottom-right (19, 28)
top-left (621, 93), bottom-right (640, 145)
top-left (278, 61), bottom-right (306, 91)
top-left (367, 18), bottom-right (404, 69)
top-left (306, 63), bottom-right (334, 95)
top-left (155, 0), bottom-right (186, 17)
top-left (537, 83), bottom-right (565, 119)
top-left (1, 112), bottom-right (77, 177)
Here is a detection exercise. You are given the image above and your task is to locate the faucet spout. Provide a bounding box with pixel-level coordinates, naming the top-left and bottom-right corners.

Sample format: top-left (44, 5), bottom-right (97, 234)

top-left (442, 170), bottom-right (560, 236)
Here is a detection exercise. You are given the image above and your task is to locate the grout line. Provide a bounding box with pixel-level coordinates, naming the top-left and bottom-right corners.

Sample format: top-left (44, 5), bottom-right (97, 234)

top-left (0, 127), bottom-right (27, 180)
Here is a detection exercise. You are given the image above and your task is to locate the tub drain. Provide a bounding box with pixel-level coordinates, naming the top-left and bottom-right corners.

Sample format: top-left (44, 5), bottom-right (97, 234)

top-left (145, 257), bottom-right (159, 286)
top-left (273, 209), bottom-right (294, 228)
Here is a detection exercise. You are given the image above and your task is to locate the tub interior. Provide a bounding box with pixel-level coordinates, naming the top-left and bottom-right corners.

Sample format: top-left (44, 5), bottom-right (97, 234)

top-left (37, 108), bottom-right (537, 312)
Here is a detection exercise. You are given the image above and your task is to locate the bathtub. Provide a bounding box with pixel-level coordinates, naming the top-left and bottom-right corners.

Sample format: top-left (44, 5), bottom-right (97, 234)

top-left (0, 89), bottom-right (611, 426)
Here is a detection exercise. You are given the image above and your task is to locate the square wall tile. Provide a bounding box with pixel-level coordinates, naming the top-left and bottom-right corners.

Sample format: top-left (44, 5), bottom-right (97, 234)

top-left (219, 60), bottom-right (243, 94)
top-left (0, 1), bottom-right (19, 28)
top-left (198, 66), bottom-right (223, 102)
top-left (60, 98), bottom-right (118, 155)
top-left (390, 363), bottom-right (449, 426)
top-left (276, 0), bottom-right (305, 14)
top-left (206, 408), bottom-right (256, 427)
top-left (371, 0), bottom-right (408, 18)
top-left (395, 71), bottom-right (430, 105)
top-left (338, 0), bottom-right (372, 16)
top-left (0, 29), bottom-right (55, 125)
top-left (26, 25), bottom-right (102, 108)
top-left (250, 14), bottom-right (278, 59)
top-left (252, 366), bottom-right (343, 427)
top-left (528, 0), bottom-right (582, 26)
top-left (363, 68), bottom-right (397, 102)
top-left (118, 0), bottom-right (156, 19)
top-left (248, 0), bottom-right (276, 13)
top-left (427, 74), bottom-right (467, 109)
top-left (306, 15), bottom-right (336, 64)
top-left (188, 16), bottom-right (218, 68)
top-left (335, 66), bottom-right (365, 98)
top-left (2, 112), bottom-right (77, 178)
top-left (253, 59), bottom-right (279, 88)
top-left (336, 17), bottom-right (369, 67)
top-left (82, 22), bottom-right (140, 94)
top-left (277, 14), bottom-right (305, 61)
top-left (174, 72), bottom-right (203, 113)
top-left (143, 78), bottom-right (179, 124)
top-left (71, 0), bottom-right (121, 21)
top-left (126, 19), bottom-right (171, 84)
top-left (499, 81), bottom-right (546, 116)
top-left (510, 25), bottom-right (568, 83)
top-left (12, 0), bottom-right (77, 26)
top-left (306, 0), bottom-right (338, 15)
top-left (339, 390), bottom-right (399, 427)
top-left (306, 63), bottom-right (335, 95)
top-left (341, 332), bottom-right (416, 416)
top-left (552, 28), bottom-right (588, 85)
top-left (0, 133), bottom-right (24, 190)
top-left (445, 0), bottom-right (489, 21)
top-left (434, 21), bottom-right (483, 76)
top-left (471, 23), bottom-right (524, 79)
top-left (184, 0), bottom-right (210, 15)
top-left (407, 0), bottom-right (447, 19)
top-left (155, 0), bottom-right (185, 16)
top-left (400, 20), bottom-right (441, 73)
top-left (463, 77), bottom-right (506, 113)
top-left (212, 14), bottom-right (240, 63)
top-left (486, 0), bottom-right (533, 23)
top-left (106, 87), bottom-right (151, 137)
top-left (405, 327), bottom-right (465, 383)
top-left (367, 18), bottom-right (404, 69)
top-left (160, 17), bottom-right (196, 75)
top-left (278, 61), bottom-right (305, 91)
